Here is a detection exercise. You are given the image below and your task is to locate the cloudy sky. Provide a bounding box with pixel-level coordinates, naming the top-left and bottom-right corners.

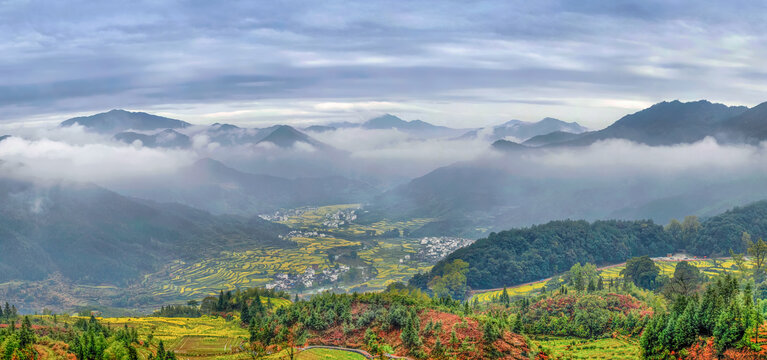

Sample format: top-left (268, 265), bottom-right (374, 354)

top-left (3, 0), bottom-right (767, 129)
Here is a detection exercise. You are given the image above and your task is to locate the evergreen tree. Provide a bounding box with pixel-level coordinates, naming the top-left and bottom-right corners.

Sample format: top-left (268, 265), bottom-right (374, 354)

top-left (499, 287), bottom-right (510, 306)
top-left (712, 302), bottom-right (746, 353)
top-left (400, 311), bottom-right (422, 350)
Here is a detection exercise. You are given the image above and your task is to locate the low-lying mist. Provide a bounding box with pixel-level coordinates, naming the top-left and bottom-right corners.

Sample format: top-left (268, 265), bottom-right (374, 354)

top-left (2, 124), bottom-right (767, 230)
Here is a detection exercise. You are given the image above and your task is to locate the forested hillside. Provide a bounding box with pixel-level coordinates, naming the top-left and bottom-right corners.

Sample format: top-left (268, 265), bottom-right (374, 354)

top-left (422, 220), bottom-right (673, 290)
top-left (691, 200), bottom-right (767, 255)
top-left (420, 200), bottom-right (767, 293)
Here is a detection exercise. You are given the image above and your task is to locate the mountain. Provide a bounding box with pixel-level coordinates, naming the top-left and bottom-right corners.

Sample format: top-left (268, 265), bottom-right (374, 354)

top-left (491, 139), bottom-right (528, 152)
top-left (718, 101), bottom-right (767, 143)
top-left (111, 158), bottom-right (375, 216)
top-left (493, 117), bottom-right (587, 141)
top-left (114, 129), bottom-right (191, 148)
top-left (460, 117), bottom-right (587, 142)
top-left (522, 131), bottom-right (583, 147)
top-left (361, 114), bottom-right (466, 138)
top-left (557, 100), bottom-right (748, 146)
top-left (255, 125), bottom-right (330, 149)
top-left (0, 177), bottom-right (290, 285)
top-left (0, 135), bottom-right (10, 143)
top-left (61, 109), bottom-right (191, 133)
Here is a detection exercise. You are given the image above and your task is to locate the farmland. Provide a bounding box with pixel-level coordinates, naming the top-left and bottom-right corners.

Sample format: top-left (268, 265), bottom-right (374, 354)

top-left (33, 315), bottom-right (251, 360)
top-left (143, 204), bottom-right (439, 302)
top-left (471, 257), bottom-right (751, 303)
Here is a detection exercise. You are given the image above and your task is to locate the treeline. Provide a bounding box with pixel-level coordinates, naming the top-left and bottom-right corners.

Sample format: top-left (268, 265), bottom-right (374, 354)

top-left (421, 219), bottom-right (673, 290)
top-left (151, 287), bottom-right (290, 318)
top-left (0, 302), bottom-right (18, 321)
top-left (641, 273), bottom-right (762, 358)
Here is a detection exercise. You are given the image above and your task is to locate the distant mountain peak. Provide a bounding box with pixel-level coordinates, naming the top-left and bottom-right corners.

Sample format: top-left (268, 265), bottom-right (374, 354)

top-left (210, 123), bottom-right (241, 131)
top-left (491, 139), bottom-right (528, 152)
top-left (61, 109), bottom-right (191, 134)
top-left (256, 125), bottom-right (324, 149)
top-left (0, 135), bottom-right (10, 143)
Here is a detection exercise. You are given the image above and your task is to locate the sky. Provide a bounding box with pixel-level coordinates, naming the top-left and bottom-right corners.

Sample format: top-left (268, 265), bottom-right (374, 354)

top-left (2, 0), bottom-right (767, 130)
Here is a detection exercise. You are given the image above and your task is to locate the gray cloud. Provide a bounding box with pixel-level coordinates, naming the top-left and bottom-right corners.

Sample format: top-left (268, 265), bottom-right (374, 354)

top-left (1, 0), bottom-right (766, 128)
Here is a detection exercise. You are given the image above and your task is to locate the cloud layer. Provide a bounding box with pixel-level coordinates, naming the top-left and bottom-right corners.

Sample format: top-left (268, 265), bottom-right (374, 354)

top-left (2, 1), bottom-right (767, 128)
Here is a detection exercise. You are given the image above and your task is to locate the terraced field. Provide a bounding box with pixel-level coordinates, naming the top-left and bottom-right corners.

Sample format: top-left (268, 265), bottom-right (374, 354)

top-left (149, 237), bottom-right (361, 298)
top-left (472, 258), bottom-right (751, 303)
top-left (145, 204), bottom-right (439, 300)
top-left (352, 238), bottom-right (433, 291)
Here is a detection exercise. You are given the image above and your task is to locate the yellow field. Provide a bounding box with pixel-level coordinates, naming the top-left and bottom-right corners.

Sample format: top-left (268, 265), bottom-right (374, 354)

top-left (472, 258), bottom-right (751, 303)
top-left (35, 315), bottom-right (251, 360)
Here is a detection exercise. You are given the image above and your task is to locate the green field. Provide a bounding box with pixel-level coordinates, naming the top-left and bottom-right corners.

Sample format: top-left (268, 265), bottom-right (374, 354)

top-left (290, 348), bottom-right (367, 360)
top-left (533, 337), bottom-right (640, 359)
top-left (472, 258), bottom-right (751, 303)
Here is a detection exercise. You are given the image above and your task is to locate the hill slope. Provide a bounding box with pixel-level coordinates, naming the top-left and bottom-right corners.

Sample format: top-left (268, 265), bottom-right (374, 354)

top-left (0, 178), bottom-right (290, 284)
top-left (114, 158), bottom-right (375, 215)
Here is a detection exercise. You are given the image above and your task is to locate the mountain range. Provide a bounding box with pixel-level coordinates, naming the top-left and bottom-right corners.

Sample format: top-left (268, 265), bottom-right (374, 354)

top-left (303, 114), bottom-right (469, 138)
top-left (459, 117), bottom-right (588, 142)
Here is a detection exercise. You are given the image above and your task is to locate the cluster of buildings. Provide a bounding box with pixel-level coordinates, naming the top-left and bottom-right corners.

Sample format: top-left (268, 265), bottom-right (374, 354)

top-left (322, 208), bottom-right (358, 228)
top-left (266, 264), bottom-right (351, 291)
top-left (258, 207), bottom-right (312, 222)
top-left (278, 230), bottom-right (328, 240)
top-left (414, 237), bottom-right (475, 263)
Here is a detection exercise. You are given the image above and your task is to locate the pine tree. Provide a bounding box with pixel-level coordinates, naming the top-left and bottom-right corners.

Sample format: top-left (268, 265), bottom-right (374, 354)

top-left (597, 277), bottom-right (604, 291)
top-left (157, 340), bottom-right (166, 360)
top-left (674, 301), bottom-right (698, 350)
top-left (400, 311), bottom-right (422, 349)
top-left (713, 302), bottom-right (746, 353)
top-left (240, 301), bottom-right (251, 325)
top-left (499, 287), bottom-right (510, 307)
top-left (431, 337), bottom-right (446, 359)
top-left (19, 316), bottom-right (35, 348)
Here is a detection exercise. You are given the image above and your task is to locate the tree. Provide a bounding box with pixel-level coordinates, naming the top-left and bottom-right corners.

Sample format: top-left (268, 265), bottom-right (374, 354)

top-left (663, 261), bottom-right (702, 298)
top-left (747, 237), bottom-right (767, 275)
top-left (429, 259), bottom-right (469, 300)
top-left (400, 311), bottom-right (422, 350)
top-left (681, 215), bottom-right (700, 249)
top-left (499, 288), bottom-right (510, 307)
top-left (621, 256), bottom-right (661, 290)
top-left (665, 219), bottom-right (683, 248)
